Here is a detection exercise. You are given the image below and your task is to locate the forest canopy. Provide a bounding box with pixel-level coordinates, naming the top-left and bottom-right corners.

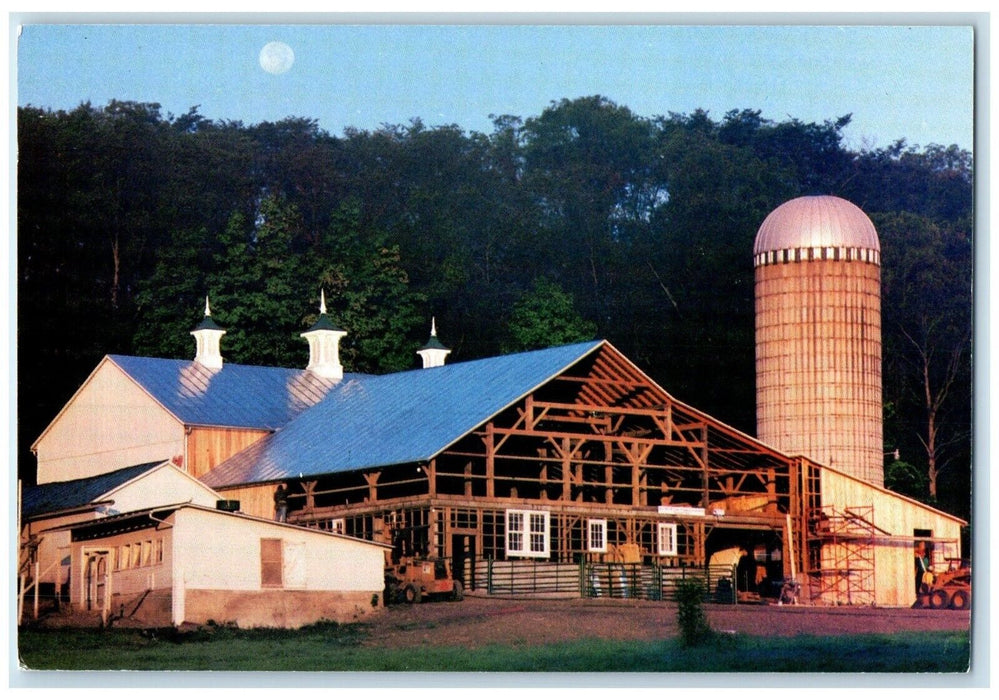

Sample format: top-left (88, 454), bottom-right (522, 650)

top-left (16, 97), bottom-right (973, 521)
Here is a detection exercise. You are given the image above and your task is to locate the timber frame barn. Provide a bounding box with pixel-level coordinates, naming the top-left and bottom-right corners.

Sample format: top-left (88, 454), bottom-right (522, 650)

top-left (203, 339), bottom-right (962, 606)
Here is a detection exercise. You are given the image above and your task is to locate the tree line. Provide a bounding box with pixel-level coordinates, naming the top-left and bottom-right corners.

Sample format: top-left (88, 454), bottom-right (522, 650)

top-left (17, 96), bottom-right (973, 522)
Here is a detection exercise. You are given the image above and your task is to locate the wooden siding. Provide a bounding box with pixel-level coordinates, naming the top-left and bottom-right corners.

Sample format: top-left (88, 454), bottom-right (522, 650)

top-left (817, 466), bottom-right (963, 607)
top-left (185, 427), bottom-right (270, 479)
top-left (34, 360), bottom-right (185, 484)
top-left (215, 483), bottom-right (278, 520)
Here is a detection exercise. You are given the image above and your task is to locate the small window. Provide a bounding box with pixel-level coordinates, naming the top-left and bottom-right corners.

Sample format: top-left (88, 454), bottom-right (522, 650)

top-left (506, 509), bottom-right (550, 558)
top-left (118, 545), bottom-right (129, 570)
top-left (587, 519), bottom-right (607, 553)
top-left (329, 518), bottom-right (345, 535)
top-left (131, 542), bottom-right (142, 568)
top-left (657, 523), bottom-right (678, 556)
top-left (260, 538), bottom-right (283, 587)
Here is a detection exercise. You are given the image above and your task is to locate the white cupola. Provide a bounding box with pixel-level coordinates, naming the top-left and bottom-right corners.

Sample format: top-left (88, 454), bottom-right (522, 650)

top-left (301, 290), bottom-right (347, 380)
top-left (417, 317), bottom-right (451, 369)
top-left (191, 296), bottom-right (226, 370)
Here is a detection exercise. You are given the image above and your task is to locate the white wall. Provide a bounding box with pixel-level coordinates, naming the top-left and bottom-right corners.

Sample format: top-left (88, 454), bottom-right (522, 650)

top-left (103, 463), bottom-right (221, 514)
top-left (173, 508), bottom-right (386, 593)
top-left (34, 360), bottom-right (185, 484)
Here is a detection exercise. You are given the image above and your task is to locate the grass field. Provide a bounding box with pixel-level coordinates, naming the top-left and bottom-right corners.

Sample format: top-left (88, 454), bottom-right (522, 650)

top-left (16, 622), bottom-right (971, 673)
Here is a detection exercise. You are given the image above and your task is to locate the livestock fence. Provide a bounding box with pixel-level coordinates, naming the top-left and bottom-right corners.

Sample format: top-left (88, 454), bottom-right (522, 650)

top-left (476, 559), bottom-right (738, 603)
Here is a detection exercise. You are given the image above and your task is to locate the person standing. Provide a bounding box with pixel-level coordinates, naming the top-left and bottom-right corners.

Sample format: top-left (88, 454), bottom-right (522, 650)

top-left (274, 483), bottom-right (289, 522)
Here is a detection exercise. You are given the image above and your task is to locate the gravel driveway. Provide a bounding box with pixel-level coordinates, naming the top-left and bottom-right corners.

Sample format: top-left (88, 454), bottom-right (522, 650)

top-left (361, 593), bottom-right (972, 649)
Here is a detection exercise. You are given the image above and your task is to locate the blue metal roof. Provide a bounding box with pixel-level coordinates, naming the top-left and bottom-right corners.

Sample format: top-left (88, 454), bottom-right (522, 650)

top-left (109, 355), bottom-right (348, 430)
top-left (201, 340), bottom-right (604, 487)
top-left (21, 461), bottom-right (165, 519)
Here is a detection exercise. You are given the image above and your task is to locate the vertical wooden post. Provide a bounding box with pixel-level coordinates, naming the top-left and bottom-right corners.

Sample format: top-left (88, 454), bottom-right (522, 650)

top-left (485, 423), bottom-right (495, 499)
top-left (302, 481), bottom-right (317, 511)
top-left (33, 560), bottom-right (40, 620)
top-left (364, 471), bottom-right (380, 503)
top-left (427, 459), bottom-right (437, 498)
top-left (561, 437), bottom-right (571, 502)
top-left (700, 427), bottom-right (710, 508)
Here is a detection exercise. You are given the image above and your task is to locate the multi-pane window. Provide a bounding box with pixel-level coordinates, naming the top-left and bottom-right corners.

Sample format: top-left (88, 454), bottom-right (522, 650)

top-left (506, 509), bottom-right (550, 558)
top-left (657, 523), bottom-right (678, 556)
top-left (587, 519), bottom-right (607, 552)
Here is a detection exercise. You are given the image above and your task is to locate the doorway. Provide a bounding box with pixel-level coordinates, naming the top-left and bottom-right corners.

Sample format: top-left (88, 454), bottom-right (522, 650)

top-left (451, 534), bottom-right (476, 591)
top-left (84, 551), bottom-right (109, 612)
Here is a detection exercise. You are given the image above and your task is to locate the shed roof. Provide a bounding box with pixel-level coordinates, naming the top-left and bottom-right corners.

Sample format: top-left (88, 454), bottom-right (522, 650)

top-left (201, 340), bottom-right (604, 487)
top-left (108, 355), bottom-right (347, 430)
top-left (49, 502), bottom-right (392, 548)
top-left (21, 460), bottom-right (166, 519)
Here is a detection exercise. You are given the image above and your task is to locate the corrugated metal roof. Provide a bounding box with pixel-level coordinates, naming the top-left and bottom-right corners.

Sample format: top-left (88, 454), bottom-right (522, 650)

top-left (109, 355), bottom-right (348, 429)
top-left (21, 461), bottom-right (166, 519)
top-left (201, 340), bottom-right (604, 488)
top-left (754, 195), bottom-right (880, 254)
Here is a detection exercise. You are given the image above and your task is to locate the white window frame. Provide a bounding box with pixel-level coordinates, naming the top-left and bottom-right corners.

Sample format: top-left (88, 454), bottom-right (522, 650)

top-left (657, 522), bottom-right (678, 556)
top-left (505, 509), bottom-right (550, 558)
top-left (587, 518), bottom-right (608, 553)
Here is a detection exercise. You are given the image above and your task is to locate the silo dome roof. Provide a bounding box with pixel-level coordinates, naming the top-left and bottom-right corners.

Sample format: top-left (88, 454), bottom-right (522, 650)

top-left (754, 195), bottom-right (880, 256)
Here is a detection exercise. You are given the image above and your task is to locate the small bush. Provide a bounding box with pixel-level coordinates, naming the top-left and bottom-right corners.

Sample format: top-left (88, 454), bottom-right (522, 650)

top-left (674, 577), bottom-right (712, 646)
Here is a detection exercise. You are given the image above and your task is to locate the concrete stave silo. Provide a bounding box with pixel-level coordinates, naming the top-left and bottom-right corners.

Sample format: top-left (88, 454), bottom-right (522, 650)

top-left (754, 195), bottom-right (884, 486)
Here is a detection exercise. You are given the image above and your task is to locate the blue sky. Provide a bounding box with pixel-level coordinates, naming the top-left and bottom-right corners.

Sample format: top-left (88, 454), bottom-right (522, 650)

top-left (15, 22), bottom-right (975, 151)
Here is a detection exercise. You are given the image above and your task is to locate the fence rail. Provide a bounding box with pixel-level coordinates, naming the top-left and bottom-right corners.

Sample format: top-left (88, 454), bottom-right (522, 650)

top-left (478, 559), bottom-right (581, 595)
top-left (477, 559), bottom-right (738, 602)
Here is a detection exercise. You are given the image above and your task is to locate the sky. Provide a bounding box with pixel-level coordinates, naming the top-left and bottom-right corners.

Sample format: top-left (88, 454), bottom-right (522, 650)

top-left (14, 21), bottom-right (976, 152)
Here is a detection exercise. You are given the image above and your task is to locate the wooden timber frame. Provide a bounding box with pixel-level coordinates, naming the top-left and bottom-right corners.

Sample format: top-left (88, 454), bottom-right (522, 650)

top-left (279, 344), bottom-right (808, 585)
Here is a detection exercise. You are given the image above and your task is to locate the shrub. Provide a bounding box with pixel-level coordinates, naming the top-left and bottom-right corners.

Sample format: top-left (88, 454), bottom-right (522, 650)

top-left (674, 577), bottom-right (712, 646)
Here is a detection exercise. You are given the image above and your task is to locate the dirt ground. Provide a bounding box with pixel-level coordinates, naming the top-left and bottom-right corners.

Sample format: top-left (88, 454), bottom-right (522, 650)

top-left (361, 593), bottom-right (972, 649)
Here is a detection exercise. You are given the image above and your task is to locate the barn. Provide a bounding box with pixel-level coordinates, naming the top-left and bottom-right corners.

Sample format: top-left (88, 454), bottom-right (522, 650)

top-left (20, 194), bottom-right (968, 622)
top-left (199, 337), bottom-right (964, 607)
top-left (54, 504), bottom-right (389, 628)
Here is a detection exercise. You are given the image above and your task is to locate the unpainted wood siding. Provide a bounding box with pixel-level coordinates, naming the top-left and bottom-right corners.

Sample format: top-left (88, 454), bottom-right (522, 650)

top-left (819, 467), bottom-right (964, 607)
top-left (214, 483), bottom-right (277, 520)
top-left (185, 427), bottom-right (270, 479)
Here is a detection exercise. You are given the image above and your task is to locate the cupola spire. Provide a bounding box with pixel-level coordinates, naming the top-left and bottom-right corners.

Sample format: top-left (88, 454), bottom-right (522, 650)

top-left (417, 317), bottom-right (451, 368)
top-left (191, 296), bottom-right (226, 369)
top-left (301, 289), bottom-right (347, 380)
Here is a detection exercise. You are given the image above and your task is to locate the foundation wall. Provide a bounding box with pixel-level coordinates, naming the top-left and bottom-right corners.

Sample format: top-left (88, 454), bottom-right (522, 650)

top-left (183, 589), bottom-right (381, 628)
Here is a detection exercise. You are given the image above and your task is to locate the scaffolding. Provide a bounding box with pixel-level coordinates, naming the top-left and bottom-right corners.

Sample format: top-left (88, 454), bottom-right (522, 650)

top-left (805, 504), bottom-right (879, 605)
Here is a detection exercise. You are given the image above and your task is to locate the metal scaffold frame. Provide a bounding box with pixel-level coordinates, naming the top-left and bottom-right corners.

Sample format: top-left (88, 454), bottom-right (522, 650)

top-left (806, 504), bottom-right (877, 605)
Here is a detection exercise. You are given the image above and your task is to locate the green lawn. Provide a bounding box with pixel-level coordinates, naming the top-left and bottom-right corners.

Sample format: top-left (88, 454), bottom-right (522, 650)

top-left (16, 622), bottom-right (971, 673)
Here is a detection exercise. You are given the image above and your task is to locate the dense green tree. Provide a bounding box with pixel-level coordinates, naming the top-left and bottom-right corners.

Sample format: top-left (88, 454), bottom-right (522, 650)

top-left (502, 278), bottom-right (598, 353)
top-left (878, 211), bottom-right (972, 514)
top-left (132, 226), bottom-right (217, 360)
top-left (15, 99), bottom-right (974, 524)
top-left (520, 97), bottom-right (661, 313)
top-left (311, 204), bottom-right (428, 374)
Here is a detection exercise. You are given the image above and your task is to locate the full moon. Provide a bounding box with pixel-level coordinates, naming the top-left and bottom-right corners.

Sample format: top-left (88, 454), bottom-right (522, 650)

top-left (259, 41), bottom-right (295, 75)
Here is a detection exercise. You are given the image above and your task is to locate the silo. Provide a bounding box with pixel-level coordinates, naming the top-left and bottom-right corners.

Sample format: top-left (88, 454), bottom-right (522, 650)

top-left (754, 195), bottom-right (883, 486)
